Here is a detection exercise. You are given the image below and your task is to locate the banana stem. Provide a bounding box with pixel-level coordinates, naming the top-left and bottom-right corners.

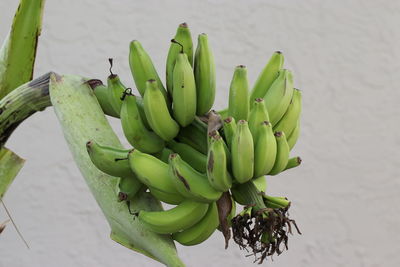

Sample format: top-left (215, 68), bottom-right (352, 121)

top-left (232, 181), bottom-right (266, 211)
top-left (0, 72), bottom-right (52, 147)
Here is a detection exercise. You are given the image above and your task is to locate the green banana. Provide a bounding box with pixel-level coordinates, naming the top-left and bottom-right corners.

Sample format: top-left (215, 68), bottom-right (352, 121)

top-left (263, 195), bottom-right (290, 209)
top-left (0, 0), bottom-right (45, 99)
top-left (166, 140), bottom-right (207, 173)
top-left (86, 141), bottom-right (132, 177)
top-left (253, 121), bottom-right (277, 177)
top-left (135, 96), bottom-right (151, 129)
top-left (120, 92), bottom-right (165, 153)
top-left (287, 120), bottom-right (300, 150)
top-left (166, 23), bottom-right (193, 94)
top-left (153, 147), bottom-right (174, 164)
top-left (284, 156), bottom-right (302, 171)
top-left (107, 60), bottom-right (127, 115)
top-left (173, 202), bottom-right (219, 246)
top-left (117, 176), bottom-right (143, 202)
top-left (88, 79), bottom-right (119, 118)
top-left (207, 134), bottom-right (232, 192)
top-left (222, 116), bottom-right (236, 149)
top-left (228, 65), bottom-right (249, 121)
top-left (253, 176), bottom-right (267, 193)
top-left (208, 130), bottom-right (231, 168)
top-left (231, 120), bottom-right (254, 183)
top-left (194, 33), bottom-right (216, 115)
top-left (264, 69), bottom-right (294, 125)
top-left (143, 80), bottom-right (179, 141)
top-left (172, 52), bottom-right (197, 126)
top-left (128, 149), bottom-right (179, 194)
top-left (169, 154), bottom-right (222, 203)
top-left (138, 200), bottom-right (209, 234)
top-left (273, 88), bottom-right (302, 137)
top-left (248, 98), bottom-right (270, 141)
top-left (268, 132), bottom-right (290, 175)
top-left (249, 51), bottom-right (284, 106)
top-left (148, 187), bottom-right (185, 205)
top-left (129, 40), bottom-right (168, 102)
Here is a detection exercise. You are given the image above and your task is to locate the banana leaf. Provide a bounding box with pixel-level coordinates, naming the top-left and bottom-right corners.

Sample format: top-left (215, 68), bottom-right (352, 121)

top-left (49, 74), bottom-right (185, 267)
top-left (0, 0), bottom-right (45, 100)
top-left (0, 147), bottom-right (25, 199)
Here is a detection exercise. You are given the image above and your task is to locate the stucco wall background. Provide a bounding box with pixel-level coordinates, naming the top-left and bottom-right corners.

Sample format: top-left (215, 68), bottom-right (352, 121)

top-left (1, 0), bottom-right (399, 266)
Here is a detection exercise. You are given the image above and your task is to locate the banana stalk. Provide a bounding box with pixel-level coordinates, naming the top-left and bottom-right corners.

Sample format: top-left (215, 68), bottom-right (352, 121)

top-left (0, 73), bottom-right (50, 201)
top-left (49, 74), bottom-right (184, 267)
top-left (0, 0), bottom-right (45, 99)
top-left (0, 73), bottom-right (51, 147)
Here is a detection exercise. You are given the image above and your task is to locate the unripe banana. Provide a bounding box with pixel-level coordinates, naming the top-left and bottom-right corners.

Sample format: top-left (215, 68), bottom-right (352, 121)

top-left (228, 65), bottom-right (249, 121)
top-left (148, 186), bottom-right (185, 205)
top-left (222, 116), bottom-right (236, 149)
top-left (129, 40), bottom-right (168, 102)
top-left (143, 80), bottom-right (179, 141)
top-left (248, 98), bottom-right (270, 141)
top-left (135, 96), bottom-right (151, 130)
top-left (262, 195), bottom-right (290, 209)
top-left (107, 59), bottom-right (127, 115)
top-left (86, 141), bottom-right (132, 177)
top-left (268, 132), bottom-right (290, 175)
top-left (153, 147), bottom-right (174, 163)
top-left (231, 120), bottom-right (254, 183)
top-left (166, 23), bottom-right (193, 94)
top-left (88, 79), bottom-right (118, 117)
top-left (264, 69), bottom-right (294, 125)
top-left (253, 176), bottom-right (267, 193)
top-left (250, 51), bottom-right (284, 105)
top-left (120, 92), bottom-right (165, 153)
top-left (117, 176), bottom-right (143, 202)
top-left (207, 135), bottom-right (232, 192)
top-left (172, 52), bottom-right (197, 127)
top-left (173, 202), bottom-right (219, 246)
top-left (169, 153), bottom-right (222, 203)
top-left (284, 156), bottom-right (302, 171)
top-left (253, 121), bottom-right (277, 177)
top-left (287, 120), bottom-right (300, 150)
top-left (138, 200), bottom-right (209, 234)
top-left (194, 33), bottom-right (216, 115)
top-left (167, 140), bottom-right (207, 173)
top-left (273, 88), bottom-right (302, 137)
top-left (208, 130), bottom-right (231, 167)
top-left (128, 149), bottom-right (179, 194)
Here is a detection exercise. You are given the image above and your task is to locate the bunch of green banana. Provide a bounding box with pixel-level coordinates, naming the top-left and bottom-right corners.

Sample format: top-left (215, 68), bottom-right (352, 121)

top-left (87, 22), bottom-right (304, 259)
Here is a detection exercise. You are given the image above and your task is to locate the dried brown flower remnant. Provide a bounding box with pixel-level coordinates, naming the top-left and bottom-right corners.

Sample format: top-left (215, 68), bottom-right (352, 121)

top-left (231, 206), bottom-right (301, 264)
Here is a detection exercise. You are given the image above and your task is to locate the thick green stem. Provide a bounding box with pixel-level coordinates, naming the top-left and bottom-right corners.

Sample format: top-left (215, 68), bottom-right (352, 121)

top-left (0, 72), bottom-right (51, 147)
top-left (49, 74), bottom-right (184, 267)
top-left (231, 181), bottom-right (266, 211)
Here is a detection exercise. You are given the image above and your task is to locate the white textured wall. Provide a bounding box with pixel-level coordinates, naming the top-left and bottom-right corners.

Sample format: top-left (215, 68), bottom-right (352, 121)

top-left (1, 0), bottom-right (400, 266)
